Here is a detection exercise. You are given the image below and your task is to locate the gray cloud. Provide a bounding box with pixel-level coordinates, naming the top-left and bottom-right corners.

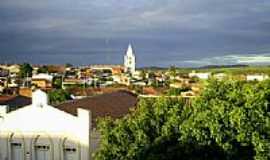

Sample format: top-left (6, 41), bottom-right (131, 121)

top-left (184, 54), bottom-right (270, 67)
top-left (1, 0), bottom-right (270, 66)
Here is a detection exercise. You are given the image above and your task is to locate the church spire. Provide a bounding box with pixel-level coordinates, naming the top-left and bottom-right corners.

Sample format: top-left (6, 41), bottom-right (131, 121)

top-left (126, 43), bottom-right (134, 56)
top-left (124, 44), bottom-right (136, 75)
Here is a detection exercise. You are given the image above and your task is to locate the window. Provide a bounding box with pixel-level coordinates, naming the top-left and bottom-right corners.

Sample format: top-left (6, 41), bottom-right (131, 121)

top-left (11, 143), bottom-right (22, 147)
top-left (35, 145), bottom-right (50, 150)
top-left (64, 148), bottom-right (77, 152)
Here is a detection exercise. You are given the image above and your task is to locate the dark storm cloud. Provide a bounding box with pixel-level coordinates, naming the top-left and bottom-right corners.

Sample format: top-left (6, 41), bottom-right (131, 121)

top-left (1, 0), bottom-right (270, 67)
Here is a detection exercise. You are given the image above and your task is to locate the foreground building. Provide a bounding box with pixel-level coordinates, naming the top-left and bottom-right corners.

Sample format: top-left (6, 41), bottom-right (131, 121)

top-left (0, 90), bottom-right (90, 160)
top-left (0, 89), bottom-right (137, 160)
top-left (0, 95), bottom-right (31, 117)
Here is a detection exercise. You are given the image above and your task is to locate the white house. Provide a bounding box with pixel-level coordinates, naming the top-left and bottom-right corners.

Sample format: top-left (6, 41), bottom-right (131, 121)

top-left (124, 44), bottom-right (136, 75)
top-left (189, 72), bottom-right (211, 80)
top-left (0, 90), bottom-right (138, 160)
top-left (213, 73), bottom-right (227, 80)
top-left (246, 74), bottom-right (269, 81)
top-left (0, 90), bottom-right (90, 160)
top-left (32, 74), bottom-right (53, 82)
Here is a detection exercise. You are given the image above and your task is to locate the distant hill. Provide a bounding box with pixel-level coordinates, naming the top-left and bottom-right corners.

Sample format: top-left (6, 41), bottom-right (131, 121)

top-left (138, 66), bottom-right (168, 70)
top-left (198, 64), bottom-right (249, 69)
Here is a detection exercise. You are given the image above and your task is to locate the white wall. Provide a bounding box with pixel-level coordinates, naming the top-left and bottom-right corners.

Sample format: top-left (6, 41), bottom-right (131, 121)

top-left (0, 90), bottom-right (91, 160)
top-left (246, 75), bottom-right (269, 81)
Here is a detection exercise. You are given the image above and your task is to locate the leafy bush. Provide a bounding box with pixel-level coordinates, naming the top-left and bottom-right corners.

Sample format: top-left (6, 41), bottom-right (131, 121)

top-left (166, 87), bottom-right (190, 96)
top-left (48, 89), bottom-right (71, 104)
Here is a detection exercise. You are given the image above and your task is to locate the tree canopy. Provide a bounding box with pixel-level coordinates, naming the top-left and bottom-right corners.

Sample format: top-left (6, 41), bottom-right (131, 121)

top-left (19, 63), bottom-right (33, 78)
top-left (37, 66), bottom-right (48, 73)
top-left (95, 79), bottom-right (270, 160)
top-left (48, 89), bottom-right (71, 104)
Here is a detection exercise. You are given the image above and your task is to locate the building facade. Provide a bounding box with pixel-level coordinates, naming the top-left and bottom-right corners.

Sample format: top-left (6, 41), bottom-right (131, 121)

top-left (0, 89), bottom-right (138, 160)
top-left (0, 90), bottom-right (90, 160)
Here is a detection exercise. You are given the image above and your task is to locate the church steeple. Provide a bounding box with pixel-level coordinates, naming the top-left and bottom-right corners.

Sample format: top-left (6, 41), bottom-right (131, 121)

top-left (124, 44), bottom-right (136, 75)
top-left (126, 44), bottom-right (134, 56)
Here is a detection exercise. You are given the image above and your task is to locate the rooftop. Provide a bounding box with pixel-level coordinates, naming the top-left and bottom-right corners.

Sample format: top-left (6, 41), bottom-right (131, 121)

top-left (56, 90), bottom-right (138, 127)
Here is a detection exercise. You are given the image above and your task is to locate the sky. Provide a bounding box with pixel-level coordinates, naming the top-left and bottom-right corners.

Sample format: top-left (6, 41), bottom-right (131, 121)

top-left (1, 0), bottom-right (270, 67)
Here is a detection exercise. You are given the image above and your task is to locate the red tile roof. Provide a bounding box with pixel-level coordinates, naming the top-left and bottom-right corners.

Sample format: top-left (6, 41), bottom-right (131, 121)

top-left (0, 95), bottom-right (31, 112)
top-left (55, 90), bottom-right (138, 127)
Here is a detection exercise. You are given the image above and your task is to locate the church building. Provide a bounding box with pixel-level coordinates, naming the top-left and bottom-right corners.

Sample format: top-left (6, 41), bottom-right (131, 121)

top-left (124, 44), bottom-right (136, 75)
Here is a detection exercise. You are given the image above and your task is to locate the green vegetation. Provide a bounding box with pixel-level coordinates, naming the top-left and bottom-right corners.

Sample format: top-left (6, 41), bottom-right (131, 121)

top-left (48, 89), bottom-right (71, 104)
top-left (37, 66), bottom-right (49, 73)
top-left (95, 79), bottom-right (270, 160)
top-left (169, 66), bottom-right (270, 76)
top-left (128, 85), bottom-right (143, 94)
top-left (52, 77), bottom-right (62, 89)
top-left (166, 87), bottom-right (190, 96)
top-left (168, 65), bottom-right (177, 78)
top-left (19, 63), bottom-right (33, 78)
top-left (201, 66), bottom-right (270, 75)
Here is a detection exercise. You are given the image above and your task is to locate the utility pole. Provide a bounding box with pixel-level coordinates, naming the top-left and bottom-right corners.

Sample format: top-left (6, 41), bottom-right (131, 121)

top-left (61, 71), bottom-right (65, 89)
top-left (26, 72), bottom-right (29, 88)
top-left (84, 76), bottom-right (86, 89)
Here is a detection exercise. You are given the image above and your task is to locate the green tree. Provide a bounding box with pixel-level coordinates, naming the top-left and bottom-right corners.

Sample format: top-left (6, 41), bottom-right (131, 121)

top-left (48, 89), bottom-right (70, 104)
top-left (95, 80), bottom-right (270, 160)
top-left (140, 70), bottom-right (147, 80)
top-left (95, 97), bottom-right (190, 160)
top-left (166, 87), bottom-right (190, 96)
top-left (19, 63), bottom-right (33, 78)
top-left (180, 79), bottom-right (270, 160)
top-left (52, 77), bottom-right (62, 89)
top-left (168, 66), bottom-right (177, 80)
top-left (37, 66), bottom-right (49, 73)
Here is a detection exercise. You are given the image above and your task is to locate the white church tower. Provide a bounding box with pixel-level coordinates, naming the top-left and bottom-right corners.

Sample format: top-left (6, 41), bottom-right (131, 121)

top-left (124, 44), bottom-right (136, 75)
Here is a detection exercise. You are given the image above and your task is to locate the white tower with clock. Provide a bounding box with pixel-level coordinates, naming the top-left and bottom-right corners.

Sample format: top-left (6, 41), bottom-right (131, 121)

top-left (124, 44), bottom-right (136, 75)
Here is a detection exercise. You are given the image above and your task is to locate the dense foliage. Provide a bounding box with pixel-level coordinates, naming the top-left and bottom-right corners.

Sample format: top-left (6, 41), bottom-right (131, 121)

top-left (48, 89), bottom-right (71, 104)
top-left (37, 66), bottom-right (49, 73)
top-left (19, 63), bottom-right (33, 78)
top-left (52, 77), bottom-right (62, 89)
top-left (95, 80), bottom-right (270, 160)
top-left (166, 87), bottom-right (190, 96)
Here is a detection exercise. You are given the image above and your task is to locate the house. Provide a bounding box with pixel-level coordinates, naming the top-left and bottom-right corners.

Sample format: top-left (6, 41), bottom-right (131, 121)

top-left (0, 90), bottom-right (90, 160)
top-left (111, 67), bottom-right (124, 75)
top-left (132, 81), bottom-right (146, 86)
top-left (62, 78), bottom-right (85, 89)
top-left (142, 87), bottom-right (159, 95)
top-left (246, 74), bottom-right (269, 81)
top-left (181, 91), bottom-right (196, 97)
top-left (213, 73), bottom-right (227, 80)
top-left (0, 90), bottom-right (137, 160)
top-left (19, 87), bottom-right (32, 97)
top-left (189, 72), bottom-right (211, 80)
top-left (32, 73), bottom-right (53, 89)
top-left (170, 82), bottom-right (184, 88)
top-left (89, 65), bottom-right (123, 76)
top-left (0, 68), bottom-right (9, 89)
top-left (112, 73), bottom-right (131, 85)
top-left (0, 95), bottom-right (31, 117)
top-left (0, 64), bottom-right (20, 78)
